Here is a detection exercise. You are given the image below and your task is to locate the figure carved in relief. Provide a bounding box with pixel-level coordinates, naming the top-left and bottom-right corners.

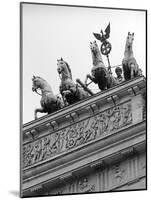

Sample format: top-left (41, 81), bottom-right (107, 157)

top-left (113, 163), bottom-right (125, 183)
top-left (32, 140), bottom-right (42, 163)
top-left (122, 32), bottom-right (140, 81)
top-left (57, 58), bottom-right (91, 105)
top-left (65, 119), bottom-right (97, 149)
top-left (23, 103), bottom-right (132, 168)
top-left (32, 76), bottom-right (64, 119)
top-left (41, 137), bottom-right (50, 160)
top-left (120, 104), bottom-right (132, 125)
top-left (85, 41), bottom-right (117, 91)
top-left (79, 177), bottom-right (95, 193)
top-left (106, 107), bottom-right (121, 132)
top-left (23, 144), bottom-right (33, 166)
top-left (79, 177), bottom-right (88, 190)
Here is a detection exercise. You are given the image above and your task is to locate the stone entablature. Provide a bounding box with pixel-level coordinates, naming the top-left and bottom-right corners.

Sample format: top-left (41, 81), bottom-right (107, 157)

top-left (22, 77), bottom-right (146, 168)
top-left (22, 147), bottom-right (146, 196)
top-left (47, 152), bottom-right (146, 194)
top-left (21, 76), bottom-right (146, 196)
top-left (23, 101), bottom-right (132, 168)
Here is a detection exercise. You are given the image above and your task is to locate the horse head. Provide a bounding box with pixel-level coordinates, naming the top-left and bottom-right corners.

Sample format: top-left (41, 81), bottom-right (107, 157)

top-left (126, 32), bottom-right (134, 48)
top-left (90, 40), bottom-right (100, 55)
top-left (57, 58), bottom-right (72, 80)
top-left (90, 41), bottom-right (104, 67)
top-left (32, 76), bottom-right (43, 92)
top-left (32, 75), bottom-right (52, 94)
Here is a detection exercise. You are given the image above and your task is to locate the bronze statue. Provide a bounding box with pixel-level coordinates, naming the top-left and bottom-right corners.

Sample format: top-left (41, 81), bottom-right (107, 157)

top-left (85, 41), bottom-right (117, 91)
top-left (93, 23), bottom-right (112, 56)
top-left (32, 76), bottom-right (64, 119)
top-left (115, 67), bottom-right (124, 83)
top-left (57, 58), bottom-right (90, 105)
top-left (122, 32), bottom-right (140, 81)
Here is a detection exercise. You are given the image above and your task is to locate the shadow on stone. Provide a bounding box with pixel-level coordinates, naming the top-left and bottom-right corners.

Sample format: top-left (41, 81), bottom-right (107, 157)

top-left (9, 190), bottom-right (19, 197)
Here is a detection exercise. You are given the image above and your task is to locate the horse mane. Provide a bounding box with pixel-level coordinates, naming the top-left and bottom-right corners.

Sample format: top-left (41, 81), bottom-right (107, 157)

top-left (64, 61), bottom-right (72, 79)
top-left (36, 76), bottom-right (46, 82)
top-left (36, 76), bottom-right (51, 85)
top-left (90, 42), bottom-right (104, 66)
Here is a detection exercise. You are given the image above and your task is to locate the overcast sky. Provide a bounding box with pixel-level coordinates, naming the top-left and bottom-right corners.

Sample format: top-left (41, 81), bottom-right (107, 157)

top-left (22, 4), bottom-right (146, 124)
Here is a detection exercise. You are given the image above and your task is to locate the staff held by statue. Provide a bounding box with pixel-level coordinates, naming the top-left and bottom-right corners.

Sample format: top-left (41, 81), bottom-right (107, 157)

top-left (93, 23), bottom-right (112, 73)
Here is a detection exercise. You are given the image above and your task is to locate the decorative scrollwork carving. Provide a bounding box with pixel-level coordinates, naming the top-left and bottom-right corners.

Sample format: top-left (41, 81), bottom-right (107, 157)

top-left (23, 102), bottom-right (132, 168)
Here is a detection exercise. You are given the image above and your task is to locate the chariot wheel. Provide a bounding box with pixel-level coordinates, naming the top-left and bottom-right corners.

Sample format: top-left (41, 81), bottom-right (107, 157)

top-left (101, 42), bottom-right (112, 55)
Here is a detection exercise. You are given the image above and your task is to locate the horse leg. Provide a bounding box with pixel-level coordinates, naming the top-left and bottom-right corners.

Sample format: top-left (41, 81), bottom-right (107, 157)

top-left (107, 74), bottom-right (117, 89)
top-left (135, 64), bottom-right (139, 77)
top-left (34, 108), bottom-right (45, 120)
top-left (76, 78), bottom-right (94, 96)
top-left (85, 74), bottom-right (89, 85)
top-left (130, 64), bottom-right (135, 79)
top-left (85, 74), bottom-right (96, 85)
top-left (123, 63), bottom-right (130, 81)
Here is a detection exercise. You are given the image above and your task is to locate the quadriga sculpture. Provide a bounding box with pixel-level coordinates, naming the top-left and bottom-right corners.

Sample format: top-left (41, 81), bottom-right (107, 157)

top-left (85, 41), bottom-right (117, 91)
top-left (32, 76), bottom-right (64, 119)
top-left (57, 58), bottom-right (90, 105)
top-left (122, 32), bottom-right (140, 80)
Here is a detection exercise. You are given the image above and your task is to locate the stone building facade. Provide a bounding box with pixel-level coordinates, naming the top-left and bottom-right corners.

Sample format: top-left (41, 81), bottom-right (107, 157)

top-left (21, 76), bottom-right (146, 197)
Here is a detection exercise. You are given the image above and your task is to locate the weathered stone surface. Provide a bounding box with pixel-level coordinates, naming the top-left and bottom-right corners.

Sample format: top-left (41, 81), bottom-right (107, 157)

top-left (22, 77), bottom-right (146, 196)
top-left (45, 152), bottom-right (146, 195)
top-left (132, 94), bottom-right (144, 124)
top-left (23, 102), bottom-right (132, 168)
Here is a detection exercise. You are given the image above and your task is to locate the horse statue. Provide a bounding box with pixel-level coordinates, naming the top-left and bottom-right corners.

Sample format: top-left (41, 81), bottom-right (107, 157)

top-left (85, 41), bottom-right (117, 91)
top-left (57, 58), bottom-right (90, 105)
top-left (122, 32), bottom-right (140, 81)
top-left (32, 75), bottom-right (64, 119)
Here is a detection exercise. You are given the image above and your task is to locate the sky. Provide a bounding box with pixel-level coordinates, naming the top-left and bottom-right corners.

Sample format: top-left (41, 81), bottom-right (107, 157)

top-left (22, 4), bottom-right (146, 124)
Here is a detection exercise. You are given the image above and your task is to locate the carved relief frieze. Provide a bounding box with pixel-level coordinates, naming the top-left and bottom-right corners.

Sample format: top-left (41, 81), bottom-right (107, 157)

top-left (51, 186), bottom-right (67, 195)
top-left (84, 185), bottom-right (95, 193)
top-left (56, 190), bottom-right (63, 195)
top-left (78, 177), bottom-right (96, 193)
top-left (79, 177), bottom-right (88, 190)
top-left (112, 163), bottom-right (126, 184)
top-left (41, 153), bottom-right (145, 194)
top-left (100, 161), bottom-right (128, 190)
top-left (23, 102), bottom-right (132, 168)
